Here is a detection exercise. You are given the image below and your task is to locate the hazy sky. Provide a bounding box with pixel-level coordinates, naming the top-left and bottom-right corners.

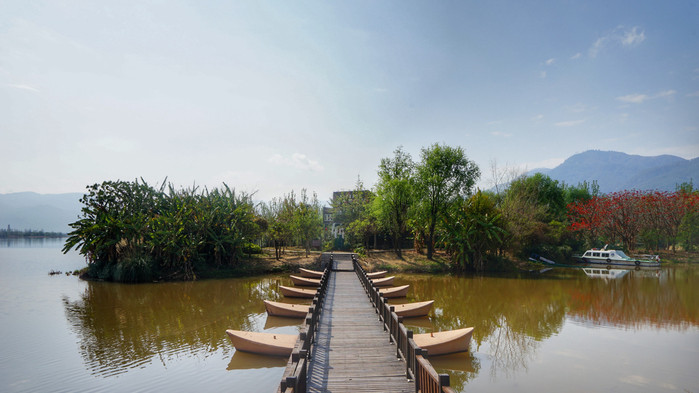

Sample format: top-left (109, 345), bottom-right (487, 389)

top-left (2, 1), bottom-right (698, 203)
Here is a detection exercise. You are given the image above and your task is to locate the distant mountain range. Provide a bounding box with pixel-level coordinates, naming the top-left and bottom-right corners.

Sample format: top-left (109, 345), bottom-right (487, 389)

top-left (1, 151), bottom-right (697, 232)
top-left (531, 150), bottom-right (698, 194)
top-left (0, 192), bottom-right (83, 233)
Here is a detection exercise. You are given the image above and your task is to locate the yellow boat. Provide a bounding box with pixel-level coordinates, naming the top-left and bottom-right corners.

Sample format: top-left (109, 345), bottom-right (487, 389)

top-left (279, 285), bottom-right (317, 298)
top-left (413, 327), bottom-right (474, 356)
top-left (378, 284), bottom-right (410, 298)
top-left (225, 329), bottom-right (297, 357)
top-left (263, 300), bottom-right (309, 318)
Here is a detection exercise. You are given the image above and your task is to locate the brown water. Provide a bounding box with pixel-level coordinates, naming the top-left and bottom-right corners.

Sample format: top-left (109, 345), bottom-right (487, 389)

top-left (1, 240), bottom-right (697, 392)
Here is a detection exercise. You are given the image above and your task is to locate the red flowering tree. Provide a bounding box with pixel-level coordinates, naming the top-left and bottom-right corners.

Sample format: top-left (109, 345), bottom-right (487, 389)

top-left (567, 189), bottom-right (699, 251)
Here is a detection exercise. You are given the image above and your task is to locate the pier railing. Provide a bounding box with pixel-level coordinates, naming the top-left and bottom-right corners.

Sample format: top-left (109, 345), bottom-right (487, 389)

top-left (277, 255), bottom-right (332, 393)
top-left (353, 255), bottom-right (456, 393)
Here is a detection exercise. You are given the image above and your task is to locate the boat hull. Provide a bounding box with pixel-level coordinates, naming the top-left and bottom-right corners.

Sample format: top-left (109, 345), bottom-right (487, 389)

top-left (576, 256), bottom-right (660, 267)
top-left (290, 275), bottom-right (321, 287)
top-left (225, 329), bottom-right (297, 357)
top-left (413, 327), bottom-right (474, 356)
top-left (263, 300), bottom-right (309, 318)
top-left (378, 284), bottom-right (410, 298)
top-left (367, 270), bottom-right (387, 279)
top-left (299, 268), bottom-right (324, 278)
top-left (371, 276), bottom-right (395, 287)
top-left (280, 285), bottom-right (317, 298)
top-left (392, 300), bottom-right (434, 317)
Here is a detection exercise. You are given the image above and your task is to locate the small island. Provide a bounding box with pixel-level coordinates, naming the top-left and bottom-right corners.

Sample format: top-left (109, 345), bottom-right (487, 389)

top-left (62, 144), bottom-right (699, 283)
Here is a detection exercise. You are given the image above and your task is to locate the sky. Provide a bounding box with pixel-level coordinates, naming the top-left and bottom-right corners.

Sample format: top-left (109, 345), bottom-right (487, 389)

top-left (1, 0), bottom-right (698, 204)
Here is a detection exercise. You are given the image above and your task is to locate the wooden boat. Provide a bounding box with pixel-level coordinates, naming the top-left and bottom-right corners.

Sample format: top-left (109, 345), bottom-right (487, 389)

top-left (290, 275), bottom-right (321, 287)
top-left (279, 285), bottom-right (317, 298)
top-left (391, 300), bottom-right (434, 317)
top-left (413, 327), bottom-right (474, 356)
top-left (371, 276), bottom-right (395, 287)
top-left (225, 329), bottom-right (297, 357)
top-left (378, 284), bottom-right (410, 298)
top-left (263, 300), bottom-right (310, 318)
top-left (299, 267), bottom-right (324, 278)
top-left (367, 270), bottom-right (387, 279)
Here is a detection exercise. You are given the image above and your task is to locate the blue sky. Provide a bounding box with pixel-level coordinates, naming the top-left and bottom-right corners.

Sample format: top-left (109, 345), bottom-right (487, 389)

top-left (1, 1), bottom-right (697, 203)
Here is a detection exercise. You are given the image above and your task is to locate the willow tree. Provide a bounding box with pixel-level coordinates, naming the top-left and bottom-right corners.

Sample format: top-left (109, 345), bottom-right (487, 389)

top-left (414, 144), bottom-right (480, 259)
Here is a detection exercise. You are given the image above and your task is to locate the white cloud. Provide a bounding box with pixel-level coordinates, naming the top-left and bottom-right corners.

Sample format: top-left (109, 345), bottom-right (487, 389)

top-left (570, 52), bottom-right (582, 60)
top-left (7, 84), bottom-right (40, 93)
top-left (554, 119), bottom-right (586, 127)
top-left (490, 131), bottom-right (513, 137)
top-left (617, 94), bottom-right (649, 104)
top-left (589, 37), bottom-right (608, 58)
top-left (539, 71), bottom-right (547, 79)
top-left (621, 27), bottom-right (646, 46)
top-left (545, 58), bottom-right (555, 66)
top-left (617, 90), bottom-right (676, 104)
top-left (268, 153), bottom-right (324, 172)
top-left (531, 114), bottom-right (544, 121)
top-left (589, 26), bottom-right (646, 57)
top-left (687, 91), bottom-right (699, 97)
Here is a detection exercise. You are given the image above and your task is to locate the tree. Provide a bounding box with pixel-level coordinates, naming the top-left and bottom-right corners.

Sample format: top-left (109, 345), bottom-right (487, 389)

top-left (443, 191), bottom-right (505, 271)
top-left (293, 189), bottom-right (322, 257)
top-left (500, 176), bottom-right (549, 257)
top-left (414, 144), bottom-right (480, 259)
top-left (260, 193), bottom-right (296, 260)
top-left (374, 146), bottom-right (415, 258)
top-left (508, 173), bottom-right (567, 222)
top-left (330, 178), bottom-right (376, 249)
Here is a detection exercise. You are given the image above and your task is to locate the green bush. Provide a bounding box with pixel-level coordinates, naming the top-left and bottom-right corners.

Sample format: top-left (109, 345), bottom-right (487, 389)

top-left (114, 254), bottom-right (154, 283)
top-left (243, 243), bottom-right (262, 255)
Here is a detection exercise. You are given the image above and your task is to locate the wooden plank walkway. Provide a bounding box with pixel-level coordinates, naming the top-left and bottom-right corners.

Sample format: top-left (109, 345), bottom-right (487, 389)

top-left (306, 254), bottom-right (413, 392)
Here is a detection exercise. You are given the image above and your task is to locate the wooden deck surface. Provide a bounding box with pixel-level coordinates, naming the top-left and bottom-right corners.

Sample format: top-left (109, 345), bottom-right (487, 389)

top-left (306, 254), bottom-right (414, 392)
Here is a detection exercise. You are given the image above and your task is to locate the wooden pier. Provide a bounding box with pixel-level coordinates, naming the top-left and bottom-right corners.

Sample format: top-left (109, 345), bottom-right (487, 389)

top-left (277, 252), bottom-right (457, 393)
top-left (305, 255), bottom-right (414, 392)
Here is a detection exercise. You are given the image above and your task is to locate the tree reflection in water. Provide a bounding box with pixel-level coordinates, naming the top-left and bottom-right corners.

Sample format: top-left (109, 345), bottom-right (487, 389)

top-left (62, 276), bottom-right (296, 377)
top-left (396, 265), bottom-right (697, 389)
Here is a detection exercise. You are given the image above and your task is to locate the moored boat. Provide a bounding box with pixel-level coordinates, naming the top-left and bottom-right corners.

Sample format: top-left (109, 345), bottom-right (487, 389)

top-left (378, 284), bottom-right (410, 298)
top-left (225, 329), bottom-right (297, 357)
top-left (574, 246), bottom-right (660, 267)
top-left (299, 267), bottom-right (324, 278)
top-left (279, 285), bottom-right (317, 298)
top-left (413, 327), bottom-right (474, 356)
top-left (391, 300), bottom-right (434, 317)
top-left (290, 275), bottom-right (321, 287)
top-left (263, 300), bottom-right (310, 318)
top-left (367, 270), bottom-right (387, 279)
top-left (371, 276), bottom-right (395, 287)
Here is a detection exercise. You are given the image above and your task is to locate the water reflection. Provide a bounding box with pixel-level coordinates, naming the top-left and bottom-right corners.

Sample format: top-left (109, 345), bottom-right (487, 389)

top-left (568, 266), bottom-right (698, 329)
top-left (60, 265), bottom-right (697, 391)
top-left (0, 237), bottom-right (66, 248)
top-left (63, 276), bottom-right (297, 377)
top-left (397, 265), bottom-right (698, 386)
top-left (227, 350), bottom-right (288, 370)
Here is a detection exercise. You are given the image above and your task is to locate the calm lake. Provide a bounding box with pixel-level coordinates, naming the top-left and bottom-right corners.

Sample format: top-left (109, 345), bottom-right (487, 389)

top-left (1, 239), bottom-right (697, 392)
